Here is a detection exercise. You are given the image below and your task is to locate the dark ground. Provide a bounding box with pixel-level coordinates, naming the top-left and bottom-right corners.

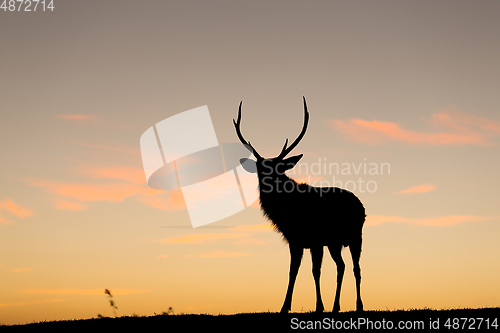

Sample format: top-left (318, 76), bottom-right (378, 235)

top-left (2, 308), bottom-right (499, 332)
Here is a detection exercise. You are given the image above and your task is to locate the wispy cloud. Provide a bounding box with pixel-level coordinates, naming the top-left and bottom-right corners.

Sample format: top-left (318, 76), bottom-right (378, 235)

top-left (55, 114), bottom-right (97, 121)
top-left (137, 190), bottom-right (186, 211)
top-left (229, 223), bottom-right (273, 232)
top-left (0, 299), bottom-right (64, 308)
top-left (155, 233), bottom-right (251, 244)
top-left (366, 215), bottom-right (498, 227)
top-left (0, 216), bottom-right (14, 225)
top-left (197, 250), bottom-right (250, 258)
top-left (400, 184), bottom-right (436, 194)
top-left (154, 224), bottom-right (273, 245)
top-left (78, 166), bottom-right (146, 184)
top-left (331, 108), bottom-right (500, 146)
top-left (29, 179), bottom-right (161, 203)
top-left (29, 164), bottom-right (186, 212)
top-left (24, 289), bottom-right (149, 295)
top-left (53, 200), bottom-right (86, 211)
top-left (234, 238), bottom-right (266, 245)
top-left (0, 199), bottom-right (34, 219)
top-left (0, 199), bottom-right (33, 226)
top-left (156, 254), bottom-right (170, 259)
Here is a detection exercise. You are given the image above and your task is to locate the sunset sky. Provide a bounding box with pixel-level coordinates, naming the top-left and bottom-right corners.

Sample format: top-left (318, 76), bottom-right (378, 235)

top-left (1, 0), bottom-right (500, 325)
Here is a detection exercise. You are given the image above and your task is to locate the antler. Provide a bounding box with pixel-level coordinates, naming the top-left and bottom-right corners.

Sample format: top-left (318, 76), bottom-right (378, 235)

top-left (277, 96), bottom-right (309, 159)
top-left (233, 101), bottom-right (262, 160)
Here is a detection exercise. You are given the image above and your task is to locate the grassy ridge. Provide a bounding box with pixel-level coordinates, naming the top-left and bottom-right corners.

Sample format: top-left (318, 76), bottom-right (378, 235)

top-left (2, 308), bottom-right (499, 331)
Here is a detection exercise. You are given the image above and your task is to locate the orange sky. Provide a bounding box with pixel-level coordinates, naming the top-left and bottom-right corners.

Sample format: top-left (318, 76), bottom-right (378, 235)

top-left (1, 0), bottom-right (500, 325)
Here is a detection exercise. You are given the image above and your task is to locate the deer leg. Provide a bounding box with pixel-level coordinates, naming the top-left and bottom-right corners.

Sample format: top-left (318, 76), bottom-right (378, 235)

top-left (350, 239), bottom-right (364, 312)
top-left (310, 246), bottom-right (325, 312)
top-left (280, 244), bottom-right (303, 313)
top-left (328, 245), bottom-right (344, 313)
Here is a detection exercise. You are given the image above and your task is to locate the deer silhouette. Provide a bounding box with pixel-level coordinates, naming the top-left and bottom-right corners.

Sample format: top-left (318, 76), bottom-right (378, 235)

top-left (234, 97), bottom-right (365, 313)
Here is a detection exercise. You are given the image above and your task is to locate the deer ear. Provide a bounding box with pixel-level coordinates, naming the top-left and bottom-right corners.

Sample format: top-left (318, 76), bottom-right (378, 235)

top-left (240, 158), bottom-right (257, 173)
top-left (283, 154), bottom-right (303, 170)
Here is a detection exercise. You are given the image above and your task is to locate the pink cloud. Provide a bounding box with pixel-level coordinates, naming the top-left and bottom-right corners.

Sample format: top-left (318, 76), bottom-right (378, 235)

top-left (0, 200), bottom-right (33, 226)
top-left (155, 233), bottom-right (251, 244)
top-left (229, 223), bottom-right (273, 232)
top-left (331, 108), bottom-right (500, 146)
top-left (28, 162), bottom-right (187, 212)
top-left (29, 180), bottom-right (161, 203)
top-left (197, 250), bottom-right (250, 258)
top-left (78, 166), bottom-right (147, 184)
top-left (400, 184), bottom-right (436, 194)
top-left (24, 289), bottom-right (148, 295)
top-left (137, 191), bottom-right (186, 211)
top-left (0, 216), bottom-right (14, 225)
top-left (53, 200), bottom-right (86, 211)
top-left (156, 254), bottom-right (170, 259)
top-left (0, 299), bottom-right (64, 308)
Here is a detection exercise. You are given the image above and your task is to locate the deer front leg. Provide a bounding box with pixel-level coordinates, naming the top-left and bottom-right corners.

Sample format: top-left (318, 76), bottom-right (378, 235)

top-left (280, 244), bottom-right (303, 313)
top-left (311, 246), bottom-right (325, 312)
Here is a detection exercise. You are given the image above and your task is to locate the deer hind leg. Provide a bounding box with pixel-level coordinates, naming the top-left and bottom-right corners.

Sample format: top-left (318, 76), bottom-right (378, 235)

top-left (328, 244), bottom-right (345, 313)
top-left (350, 238), bottom-right (364, 312)
top-left (280, 244), bottom-right (303, 313)
top-left (310, 246), bottom-right (325, 312)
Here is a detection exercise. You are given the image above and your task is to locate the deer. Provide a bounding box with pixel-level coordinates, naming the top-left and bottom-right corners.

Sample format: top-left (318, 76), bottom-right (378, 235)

top-left (234, 97), bottom-right (365, 313)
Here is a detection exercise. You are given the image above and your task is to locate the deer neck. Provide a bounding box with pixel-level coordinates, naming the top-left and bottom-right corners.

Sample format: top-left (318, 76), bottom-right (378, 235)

top-left (257, 173), bottom-right (296, 196)
top-left (257, 173), bottom-right (298, 228)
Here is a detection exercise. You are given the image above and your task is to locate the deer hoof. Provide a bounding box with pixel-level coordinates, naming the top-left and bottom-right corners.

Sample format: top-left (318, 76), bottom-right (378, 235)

top-left (280, 305), bottom-right (291, 314)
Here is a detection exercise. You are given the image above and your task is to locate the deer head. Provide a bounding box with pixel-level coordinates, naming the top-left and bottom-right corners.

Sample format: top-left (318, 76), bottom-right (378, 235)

top-left (234, 97), bottom-right (309, 187)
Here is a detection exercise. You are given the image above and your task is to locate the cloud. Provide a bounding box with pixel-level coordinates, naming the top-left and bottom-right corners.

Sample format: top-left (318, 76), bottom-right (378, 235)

top-left (78, 166), bottom-right (146, 184)
top-left (233, 238), bottom-right (266, 245)
top-left (229, 223), bottom-right (273, 232)
top-left (11, 268), bottom-right (32, 273)
top-left (29, 179), bottom-right (162, 203)
top-left (366, 215), bottom-right (498, 227)
top-left (400, 184), bottom-right (436, 194)
top-left (55, 114), bottom-right (96, 121)
top-left (331, 108), bottom-right (500, 146)
top-left (53, 200), bottom-right (86, 211)
top-left (28, 164), bottom-right (186, 212)
top-left (197, 250), bottom-right (250, 258)
top-left (24, 289), bottom-right (149, 295)
top-left (0, 299), bottom-right (64, 308)
top-left (0, 216), bottom-right (14, 225)
top-left (0, 199), bottom-right (33, 226)
top-left (155, 233), bottom-right (251, 244)
top-left (0, 199), bottom-right (34, 219)
top-left (137, 190), bottom-right (186, 211)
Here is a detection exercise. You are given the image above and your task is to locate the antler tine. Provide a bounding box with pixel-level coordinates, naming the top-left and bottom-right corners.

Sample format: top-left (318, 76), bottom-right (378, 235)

top-left (233, 101), bottom-right (262, 159)
top-left (278, 138), bottom-right (289, 157)
top-left (277, 96), bottom-right (309, 159)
